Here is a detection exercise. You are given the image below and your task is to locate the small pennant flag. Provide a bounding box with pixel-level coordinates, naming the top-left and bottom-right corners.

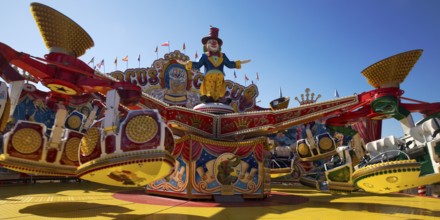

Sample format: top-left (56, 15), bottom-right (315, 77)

top-left (88, 57), bottom-right (94, 65)
top-left (245, 74), bottom-right (249, 81)
top-left (234, 71), bottom-right (237, 79)
top-left (195, 51), bottom-right (198, 59)
top-left (155, 46), bottom-right (158, 53)
top-left (97, 59), bottom-right (104, 68)
top-left (161, 41), bottom-right (169, 46)
top-left (137, 54), bottom-right (140, 62)
top-left (183, 43), bottom-right (186, 51)
top-left (122, 56), bottom-right (128, 62)
top-left (256, 72), bottom-right (259, 81)
top-left (335, 89), bottom-right (340, 98)
top-left (114, 57), bottom-right (117, 64)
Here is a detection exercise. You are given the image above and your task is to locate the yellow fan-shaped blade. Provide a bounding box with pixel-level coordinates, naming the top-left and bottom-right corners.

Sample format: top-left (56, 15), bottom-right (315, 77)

top-left (361, 49), bottom-right (423, 88)
top-left (30, 2), bottom-right (94, 57)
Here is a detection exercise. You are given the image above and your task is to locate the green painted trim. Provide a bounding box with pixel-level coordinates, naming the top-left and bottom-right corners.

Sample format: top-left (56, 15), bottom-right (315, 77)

top-left (327, 125), bottom-right (357, 137)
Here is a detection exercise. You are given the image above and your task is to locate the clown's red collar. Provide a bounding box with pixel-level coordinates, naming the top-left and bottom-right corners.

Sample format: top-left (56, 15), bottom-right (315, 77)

top-left (207, 51), bottom-right (222, 57)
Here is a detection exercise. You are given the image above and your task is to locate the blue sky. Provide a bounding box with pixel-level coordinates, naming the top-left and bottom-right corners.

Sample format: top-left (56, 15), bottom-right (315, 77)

top-left (1, 0), bottom-right (440, 137)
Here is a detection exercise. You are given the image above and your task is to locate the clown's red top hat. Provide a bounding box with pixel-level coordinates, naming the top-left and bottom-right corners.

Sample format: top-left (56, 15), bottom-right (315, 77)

top-left (202, 26), bottom-right (223, 46)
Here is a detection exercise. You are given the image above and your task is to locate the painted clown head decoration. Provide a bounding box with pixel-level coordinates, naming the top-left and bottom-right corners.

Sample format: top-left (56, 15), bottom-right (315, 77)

top-left (202, 26), bottom-right (222, 54)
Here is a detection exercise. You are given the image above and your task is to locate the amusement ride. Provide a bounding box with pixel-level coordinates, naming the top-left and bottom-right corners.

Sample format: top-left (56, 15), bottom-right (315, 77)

top-left (0, 2), bottom-right (439, 202)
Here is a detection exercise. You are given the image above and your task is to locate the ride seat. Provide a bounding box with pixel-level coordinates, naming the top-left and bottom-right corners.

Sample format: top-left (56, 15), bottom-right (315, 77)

top-left (365, 135), bottom-right (404, 157)
top-left (410, 118), bottom-right (440, 145)
top-left (275, 146), bottom-right (292, 158)
top-left (422, 118), bottom-right (440, 139)
top-left (410, 124), bottom-right (427, 146)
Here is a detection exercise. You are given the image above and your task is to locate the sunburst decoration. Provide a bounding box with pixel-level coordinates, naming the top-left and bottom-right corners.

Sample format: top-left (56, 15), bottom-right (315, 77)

top-left (12, 128), bottom-right (42, 154)
top-left (67, 115), bottom-right (82, 130)
top-left (65, 137), bottom-right (80, 161)
top-left (125, 115), bottom-right (158, 144)
top-left (319, 136), bottom-right (333, 151)
top-left (297, 142), bottom-right (310, 156)
top-left (80, 127), bottom-right (99, 156)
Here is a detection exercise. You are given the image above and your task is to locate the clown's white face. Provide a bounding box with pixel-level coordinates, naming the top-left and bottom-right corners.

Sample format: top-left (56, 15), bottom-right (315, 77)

top-left (206, 39), bottom-right (219, 52)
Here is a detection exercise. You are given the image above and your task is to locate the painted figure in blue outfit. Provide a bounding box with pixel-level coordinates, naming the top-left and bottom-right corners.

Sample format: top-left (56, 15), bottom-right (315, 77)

top-left (179, 26), bottom-right (250, 103)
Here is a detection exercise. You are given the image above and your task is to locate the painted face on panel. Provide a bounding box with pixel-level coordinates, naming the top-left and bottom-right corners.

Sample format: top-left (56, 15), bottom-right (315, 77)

top-left (168, 67), bottom-right (187, 95)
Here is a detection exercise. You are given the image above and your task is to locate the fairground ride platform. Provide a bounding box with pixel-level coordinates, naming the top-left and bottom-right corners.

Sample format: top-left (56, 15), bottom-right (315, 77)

top-left (0, 181), bottom-right (439, 220)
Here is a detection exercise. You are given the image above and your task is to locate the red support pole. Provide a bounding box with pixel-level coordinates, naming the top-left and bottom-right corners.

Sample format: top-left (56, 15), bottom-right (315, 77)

top-left (417, 185), bottom-right (426, 196)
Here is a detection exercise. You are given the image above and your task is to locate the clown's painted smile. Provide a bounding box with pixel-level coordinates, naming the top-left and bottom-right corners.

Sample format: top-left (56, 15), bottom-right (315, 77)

top-left (207, 39), bottom-right (219, 52)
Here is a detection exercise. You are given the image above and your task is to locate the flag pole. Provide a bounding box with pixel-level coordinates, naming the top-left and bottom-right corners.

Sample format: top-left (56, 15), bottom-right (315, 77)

top-left (256, 72), bottom-right (259, 86)
top-left (87, 57), bottom-right (95, 67)
top-left (155, 46), bottom-right (158, 59)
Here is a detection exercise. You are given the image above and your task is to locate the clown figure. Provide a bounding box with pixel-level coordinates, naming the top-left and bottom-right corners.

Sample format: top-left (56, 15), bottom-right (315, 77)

top-left (179, 26), bottom-right (250, 103)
